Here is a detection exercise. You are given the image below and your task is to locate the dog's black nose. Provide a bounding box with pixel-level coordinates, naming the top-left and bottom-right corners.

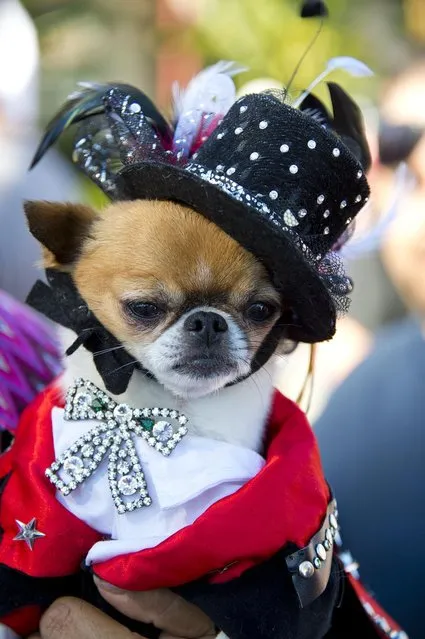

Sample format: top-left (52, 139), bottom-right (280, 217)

top-left (184, 311), bottom-right (228, 346)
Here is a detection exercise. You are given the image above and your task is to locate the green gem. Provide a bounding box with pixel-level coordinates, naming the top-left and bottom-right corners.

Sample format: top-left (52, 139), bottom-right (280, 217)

top-left (92, 398), bottom-right (104, 412)
top-left (141, 418), bottom-right (154, 432)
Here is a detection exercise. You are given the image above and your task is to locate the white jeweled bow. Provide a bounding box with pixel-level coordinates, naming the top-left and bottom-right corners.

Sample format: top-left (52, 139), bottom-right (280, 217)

top-left (45, 378), bottom-right (188, 514)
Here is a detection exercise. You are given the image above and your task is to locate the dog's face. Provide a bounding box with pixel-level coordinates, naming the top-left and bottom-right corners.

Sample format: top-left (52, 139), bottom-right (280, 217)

top-left (25, 199), bottom-right (282, 398)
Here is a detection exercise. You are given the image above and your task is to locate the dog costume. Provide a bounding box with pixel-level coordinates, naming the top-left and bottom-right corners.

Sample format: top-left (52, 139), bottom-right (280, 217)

top-left (0, 55), bottom-right (407, 639)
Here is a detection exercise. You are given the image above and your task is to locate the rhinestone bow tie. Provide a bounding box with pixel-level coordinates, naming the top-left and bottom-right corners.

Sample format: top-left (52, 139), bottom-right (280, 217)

top-left (45, 378), bottom-right (188, 514)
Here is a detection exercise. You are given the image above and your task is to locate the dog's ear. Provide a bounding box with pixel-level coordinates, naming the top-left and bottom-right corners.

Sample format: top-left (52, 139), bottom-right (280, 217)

top-left (24, 200), bottom-right (99, 270)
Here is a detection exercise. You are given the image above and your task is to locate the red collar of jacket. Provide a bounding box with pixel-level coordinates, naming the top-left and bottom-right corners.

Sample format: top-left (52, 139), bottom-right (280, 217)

top-left (0, 382), bottom-right (329, 589)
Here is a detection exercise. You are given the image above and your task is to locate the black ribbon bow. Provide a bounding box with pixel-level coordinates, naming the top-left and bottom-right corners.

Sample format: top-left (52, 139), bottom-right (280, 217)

top-left (27, 269), bottom-right (141, 395)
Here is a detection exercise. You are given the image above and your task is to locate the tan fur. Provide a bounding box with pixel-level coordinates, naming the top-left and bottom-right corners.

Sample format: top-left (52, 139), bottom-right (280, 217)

top-left (24, 200), bottom-right (98, 269)
top-left (25, 198), bottom-right (281, 355)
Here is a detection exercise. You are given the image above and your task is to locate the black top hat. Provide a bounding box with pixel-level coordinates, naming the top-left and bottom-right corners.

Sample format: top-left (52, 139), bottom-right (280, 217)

top-left (31, 72), bottom-right (370, 344)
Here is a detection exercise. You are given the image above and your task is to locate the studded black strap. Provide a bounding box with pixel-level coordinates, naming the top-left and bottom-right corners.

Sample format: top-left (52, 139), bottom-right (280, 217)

top-left (285, 499), bottom-right (338, 607)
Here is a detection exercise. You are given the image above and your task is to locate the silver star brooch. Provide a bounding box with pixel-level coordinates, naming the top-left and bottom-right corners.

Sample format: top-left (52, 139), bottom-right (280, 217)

top-left (45, 378), bottom-right (189, 515)
top-left (14, 518), bottom-right (46, 550)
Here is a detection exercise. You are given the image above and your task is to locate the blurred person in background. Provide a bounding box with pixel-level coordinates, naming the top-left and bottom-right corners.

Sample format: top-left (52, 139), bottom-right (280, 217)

top-left (0, 0), bottom-right (77, 302)
top-left (315, 59), bottom-right (425, 639)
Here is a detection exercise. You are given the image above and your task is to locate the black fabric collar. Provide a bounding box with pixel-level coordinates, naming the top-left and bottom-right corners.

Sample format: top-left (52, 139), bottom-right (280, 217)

top-left (26, 270), bottom-right (144, 395)
top-left (26, 269), bottom-right (285, 395)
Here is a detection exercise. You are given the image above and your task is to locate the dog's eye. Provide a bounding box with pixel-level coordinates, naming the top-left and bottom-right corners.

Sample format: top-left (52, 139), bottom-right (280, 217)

top-left (245, 302), bottom-right (276, 323)
top-left (124, 301), bottom-right (164, 322)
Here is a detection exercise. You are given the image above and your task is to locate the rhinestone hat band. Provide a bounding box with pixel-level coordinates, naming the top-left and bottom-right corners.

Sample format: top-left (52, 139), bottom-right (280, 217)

top-left (45, 379), bottom-right (188, 514)
top-left (185, 162), bottom-right (315, 260)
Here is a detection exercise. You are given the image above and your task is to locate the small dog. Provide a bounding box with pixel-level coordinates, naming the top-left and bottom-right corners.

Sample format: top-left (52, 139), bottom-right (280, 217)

top-left (25, 197), bottom-right (283, 453)
top-left (24, 197), bottom-right (286, 638)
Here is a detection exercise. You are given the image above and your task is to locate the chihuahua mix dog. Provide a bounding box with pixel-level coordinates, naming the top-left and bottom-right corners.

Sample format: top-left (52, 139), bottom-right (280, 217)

top-left (22, 197), bottom-right (287, 639)
top-left (25, 197), bottom-right (282, 454)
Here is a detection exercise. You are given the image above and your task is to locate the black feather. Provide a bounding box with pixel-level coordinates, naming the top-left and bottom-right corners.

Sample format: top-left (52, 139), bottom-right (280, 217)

top-left (30, 83), bottom-right (172, 170)
top-left (328, 82), bottom-right (371, 171)
top-left (300, 0), bottom-right (329, 18)
top-left (299, 93), bottom-right (332, 127)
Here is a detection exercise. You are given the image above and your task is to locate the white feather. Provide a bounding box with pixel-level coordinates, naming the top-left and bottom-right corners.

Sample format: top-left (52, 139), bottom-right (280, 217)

top-left (172, 61), bottom-right (246, 158)
top-left (293, 56), bottom-right (373, 109)
top-left (326, 56), bottom-right (373, 77)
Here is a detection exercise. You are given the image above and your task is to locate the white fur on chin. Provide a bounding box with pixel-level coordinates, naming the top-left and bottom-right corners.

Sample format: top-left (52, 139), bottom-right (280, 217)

top-left (59, 327), bottom-right (278, 452)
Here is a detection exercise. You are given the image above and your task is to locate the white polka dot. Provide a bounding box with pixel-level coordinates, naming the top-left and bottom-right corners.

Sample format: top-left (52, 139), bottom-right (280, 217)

top-left (317, 194), bottom-right (325, 204)
top-left (357, 170), bottom-right (363, 178)
top-left (324, 227), bottom-right (330, 235)
top-left (216, 164), bottom-right (224, 171)
top-left (240, 105), bottom-right (247, 114)
top-left (289, 165), bottom-right (298, 174)
top-left (340, 200), bottom-right (347, 209)
top-left (250, 152), bottom-right (259, 161)
top-left (355, 195), bottom-right (362, 203)
top-left (346, 217), bottom-right (352, 225)
top-left (235, 127), bottom-right (243, 135)
top-left (226, 167), bottom-right (236, 176)
top-left (269, 190), bottom-right (278, 200)
top-left (284, 210), bottom-right (299, 227)
top-left (323, 210), bottom-right (330, 218)
top-left (259, 121), bottom-right (268, 129)
top-left (298, 209), bottom-right (307, 218)
top-left (308, 140), bottom-right (316, 149)
top-left (129, 102), bottom-right (141, 113)
top-left (332, 148), bottom-right (340, 157)
top-left (280, 144), bottom-right (289, 153)
top-left (217, 133), bottom-right (224, 140)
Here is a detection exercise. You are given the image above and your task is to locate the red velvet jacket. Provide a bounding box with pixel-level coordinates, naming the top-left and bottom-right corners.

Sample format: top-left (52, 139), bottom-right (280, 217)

top-left (0, 381), bottom-right (330, 635)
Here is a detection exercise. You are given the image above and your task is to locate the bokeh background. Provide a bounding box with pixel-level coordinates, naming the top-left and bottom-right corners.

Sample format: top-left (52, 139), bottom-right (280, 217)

top-left (1, 0), bottom-right (425, 419)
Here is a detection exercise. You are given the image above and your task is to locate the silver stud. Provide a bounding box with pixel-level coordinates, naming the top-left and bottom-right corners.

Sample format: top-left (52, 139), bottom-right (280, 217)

top-left (323, 210), bottom-right (330, 218)
top-left (259, 120), bottom-right (268, 129)
top-left (226, 167), bottom-right (236, 176)
top-left (280, 144), bottom-right (289, 153)
top-left (355, 194), bottom-right (362, 203)
top-left (289, 164), bottom-right (298, 174)
top-left (324, 227), bottom-right (330, 235)
top-left (298, 561), bottom-right (315, 578)
top-left (357, 170), bottom-right (363, 178)
top-left (329, 513), bottom-right (338, 529)
top-left (323, 539), bottom-right (331, 551)
top-left (313, 557), bottom-right (322, 569)
top-left (235, 127), bottom-right (243, 135)
top-left (129, 102), bottom-right (141, 114)
top-left (332, 148), bottom-right (340, 157)
top-left (316, 543), bottom-right (327, 561)
top-left (340, 200), bottom-right (347, 209)
top-left (240, 105), bottom-right (247, 114)
top-left (269, 190), bottom-right (278, 200)
top-left (326, 529), bottom-right (333, 545)
top-left (284, 210), bottom-right (299, 227)
top-left (298, 208), bottom-right (307, 218)
top-left (308, 139), bottom-right (316, 149)
top-left (317, 194), bottom-right (325, 204)
top-left (250, 152), bottom-right (259, 161)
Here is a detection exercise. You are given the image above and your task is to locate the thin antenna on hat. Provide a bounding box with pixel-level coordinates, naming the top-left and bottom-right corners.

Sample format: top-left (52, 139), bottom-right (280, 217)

top-left (285, 1), bottom-right (329, 98)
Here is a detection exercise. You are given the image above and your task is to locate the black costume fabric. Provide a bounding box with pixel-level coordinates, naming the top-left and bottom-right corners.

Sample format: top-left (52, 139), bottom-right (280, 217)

top-left (27, 270), bottom-right (140, 395)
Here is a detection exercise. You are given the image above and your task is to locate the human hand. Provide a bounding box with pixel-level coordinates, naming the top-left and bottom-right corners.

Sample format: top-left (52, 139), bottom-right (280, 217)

top-left (28, 579), bottom-right (216, 639)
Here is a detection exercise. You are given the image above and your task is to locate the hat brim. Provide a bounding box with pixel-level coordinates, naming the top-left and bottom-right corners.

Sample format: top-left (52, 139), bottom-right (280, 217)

top-left (117, 161), bottom-right (336, 343)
